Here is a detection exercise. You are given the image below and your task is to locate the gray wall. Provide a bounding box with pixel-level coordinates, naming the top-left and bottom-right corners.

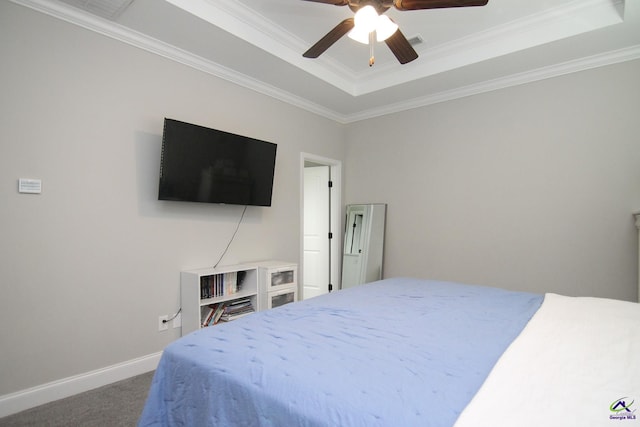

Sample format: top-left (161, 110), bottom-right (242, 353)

top-left (0, 2), bottom-right (345, 395)
top-left (345, 59), bottom-right (640, 301)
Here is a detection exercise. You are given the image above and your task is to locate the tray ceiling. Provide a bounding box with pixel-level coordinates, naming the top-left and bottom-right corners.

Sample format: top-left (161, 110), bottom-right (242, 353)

top-left (13, 0), bottom-right (640, 123)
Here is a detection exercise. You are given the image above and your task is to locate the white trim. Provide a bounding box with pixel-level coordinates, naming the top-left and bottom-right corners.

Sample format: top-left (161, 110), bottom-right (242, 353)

top-left (300, 153), bottom-right (343, 295)
top-left (164, 0), bottom-right (355, 95)
top-left (354, 0), bottom-right (624, 95)
top-left (165, 0), bottom-right (624, 97)
top-left (9, 0), bottom-right (344, 124)
top-left (0, 351), bottom-right (161, 418)
top-left (344, 44), bottom-right (640, 123)
top-left (9, 0), bottom-right (640, 125)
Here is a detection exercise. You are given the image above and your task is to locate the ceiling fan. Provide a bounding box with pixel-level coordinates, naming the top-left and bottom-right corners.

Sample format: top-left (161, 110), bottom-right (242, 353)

top-left (302, 0), bottom-right (489, 66)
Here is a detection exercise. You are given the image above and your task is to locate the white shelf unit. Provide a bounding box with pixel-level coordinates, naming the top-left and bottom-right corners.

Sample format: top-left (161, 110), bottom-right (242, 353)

top-left (181, 263), bottom-right (260, 335)
top-left (256, 261), bottom-right (298, 310)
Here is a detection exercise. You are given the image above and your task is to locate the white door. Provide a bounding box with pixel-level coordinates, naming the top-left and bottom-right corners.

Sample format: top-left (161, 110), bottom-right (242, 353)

top-left (303, 166), bottom-right (330, 299)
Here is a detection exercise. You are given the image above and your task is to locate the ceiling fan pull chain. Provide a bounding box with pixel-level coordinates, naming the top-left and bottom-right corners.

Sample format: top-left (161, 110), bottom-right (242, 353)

top-left (369, 31), bottom-right (375, 66)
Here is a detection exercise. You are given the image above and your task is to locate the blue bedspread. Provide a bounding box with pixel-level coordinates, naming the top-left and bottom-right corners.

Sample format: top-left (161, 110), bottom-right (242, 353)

top-left (139, 278), bottom-right (543, 426)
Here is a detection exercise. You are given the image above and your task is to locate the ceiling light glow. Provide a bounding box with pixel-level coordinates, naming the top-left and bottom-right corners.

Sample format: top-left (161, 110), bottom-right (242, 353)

top-left (353, 5), bottom-right (378, 33)
top-left (376, 15), bottom-right (398, 41)
top-left (348, 6), bottom-right (399, 45)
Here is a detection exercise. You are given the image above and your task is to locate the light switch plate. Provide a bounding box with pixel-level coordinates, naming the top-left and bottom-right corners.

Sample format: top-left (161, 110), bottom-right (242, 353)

top-left (18, 178), bottom-right (42, 194)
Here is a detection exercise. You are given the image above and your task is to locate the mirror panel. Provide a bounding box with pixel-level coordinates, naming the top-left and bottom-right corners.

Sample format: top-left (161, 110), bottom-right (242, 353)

top-left (341, 204), bottom-right (386, 289)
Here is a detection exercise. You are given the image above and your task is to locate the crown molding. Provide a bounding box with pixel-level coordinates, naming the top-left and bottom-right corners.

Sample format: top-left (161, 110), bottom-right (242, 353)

top-left (164, 0), bottom-right (356, 95)
top-left (9, 0), bottom-right (346, 122)
top-left (166, 0), bottom-right (624, 97)
top-left (353, 0), bottom-right (624, 95)
top-left (9, 0), bottom-right (639, 124)
top-left (345, 44), bottom-right (640, 123)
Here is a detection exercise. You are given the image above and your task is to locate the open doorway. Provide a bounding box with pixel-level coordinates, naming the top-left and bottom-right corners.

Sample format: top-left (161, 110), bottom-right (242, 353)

top-left (300, 154), bottom-right (342, 300)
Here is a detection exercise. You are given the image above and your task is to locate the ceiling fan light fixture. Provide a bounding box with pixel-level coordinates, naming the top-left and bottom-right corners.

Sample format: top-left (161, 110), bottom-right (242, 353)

top-left (376, 15), bottom-right (398, 41)
top-left (303, 0), bottom-right (490, 65)
top-left (353, 5), bottom-right (379, 33)
top-left (348, 25), bottom-right (371, 44)
top-left (349, 8), bottom-right (399, 44)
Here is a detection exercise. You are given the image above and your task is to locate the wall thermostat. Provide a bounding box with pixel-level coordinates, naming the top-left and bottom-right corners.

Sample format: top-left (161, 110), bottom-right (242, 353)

top-left (18, 178), bottom-right (42, 194)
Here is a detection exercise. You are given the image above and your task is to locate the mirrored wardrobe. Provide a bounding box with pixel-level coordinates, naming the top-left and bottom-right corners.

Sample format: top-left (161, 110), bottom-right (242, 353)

top-left (341, 203), bottom-right (386, 289)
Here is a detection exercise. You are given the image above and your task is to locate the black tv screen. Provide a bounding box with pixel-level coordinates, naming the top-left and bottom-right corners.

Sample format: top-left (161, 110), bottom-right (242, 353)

top-left (158, 118), bottom-right (277, 206)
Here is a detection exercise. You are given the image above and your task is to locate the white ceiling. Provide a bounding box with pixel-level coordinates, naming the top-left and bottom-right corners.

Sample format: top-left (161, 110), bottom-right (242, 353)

top-left (13, 0), bottom-right (640, 123)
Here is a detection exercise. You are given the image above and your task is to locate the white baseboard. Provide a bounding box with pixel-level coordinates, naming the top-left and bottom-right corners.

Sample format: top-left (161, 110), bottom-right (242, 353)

top-left (0, 351), bottom-right (162, 418)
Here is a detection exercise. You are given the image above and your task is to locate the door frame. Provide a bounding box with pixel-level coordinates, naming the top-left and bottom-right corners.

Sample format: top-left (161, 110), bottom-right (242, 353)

top-left (300, 153), bottom-right (342, 296)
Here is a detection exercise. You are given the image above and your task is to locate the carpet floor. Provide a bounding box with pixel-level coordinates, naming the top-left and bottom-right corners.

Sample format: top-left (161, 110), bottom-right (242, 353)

top-left (0, 371), bottom-right (154, 427)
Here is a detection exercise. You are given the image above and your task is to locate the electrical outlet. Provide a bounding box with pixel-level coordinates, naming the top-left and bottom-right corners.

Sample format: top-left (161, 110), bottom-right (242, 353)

top-left (158, 315), bottom-right (168, 331)
top-left (172, 312), bottom-right (182, 329)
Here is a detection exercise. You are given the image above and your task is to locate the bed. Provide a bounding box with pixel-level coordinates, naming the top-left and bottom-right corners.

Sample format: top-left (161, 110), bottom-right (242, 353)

top-left (138, 277), bottom-right (640, 427)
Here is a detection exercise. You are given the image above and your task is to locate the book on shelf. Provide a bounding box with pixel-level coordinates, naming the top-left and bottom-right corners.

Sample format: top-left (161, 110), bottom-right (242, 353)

top-left (199, 271), bottom-right (248, 300)
top-left (210, 303), bottom-right (226, 325)
top-left (200, 302), bottom-right (222, 326)
top-left (200, 305), bottom-right (214, 326)
top-left (219, 298), bottom-right (255, 322)
top-left (224, 300), bottom-right (251, 313)
top-left (201, 299), bottom-right (255, 326)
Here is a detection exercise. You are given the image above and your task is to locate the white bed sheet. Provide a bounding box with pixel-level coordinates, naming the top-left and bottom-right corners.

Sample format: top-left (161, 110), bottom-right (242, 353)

top-left (454, 293), bottom-right (640, 427)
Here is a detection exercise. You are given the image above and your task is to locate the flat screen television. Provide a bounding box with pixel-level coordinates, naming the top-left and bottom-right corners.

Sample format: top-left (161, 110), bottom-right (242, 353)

top-left (158, 118), bottom-right (277, 206)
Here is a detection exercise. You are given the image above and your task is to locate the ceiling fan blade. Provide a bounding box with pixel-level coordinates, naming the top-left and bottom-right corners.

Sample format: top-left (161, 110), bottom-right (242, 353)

top-left (393, 0), bottom-right (488, 10)
top-left (301, 0), bottom-right (349, 5)
top-left (384, 29), bottom-right (418, 64)
top-left (303, 18), bottom-right (355, 58)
